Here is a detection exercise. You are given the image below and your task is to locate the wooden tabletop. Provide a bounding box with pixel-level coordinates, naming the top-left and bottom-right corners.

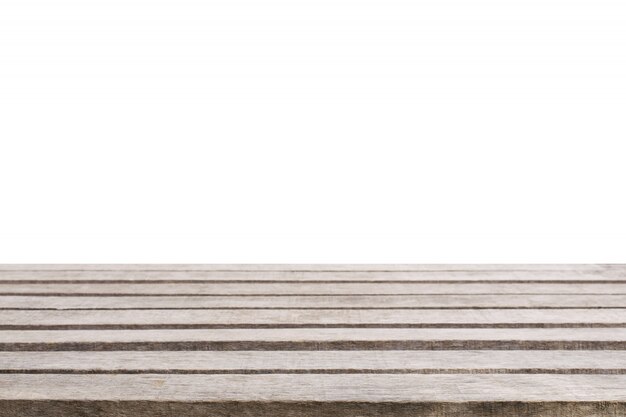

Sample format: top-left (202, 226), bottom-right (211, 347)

top-left (1, 264), bottom-right (625, 416)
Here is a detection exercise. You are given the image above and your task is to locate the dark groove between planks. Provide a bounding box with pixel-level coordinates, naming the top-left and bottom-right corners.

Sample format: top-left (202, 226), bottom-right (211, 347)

top-left (4, 340), bottom-right (626, 351)
top-left (4, 293), bottom-right (625, 296)
top-left (4, 306), bottom-right (626, 310)
top-left (3, 323), bottom-right (626, 330)
top-left (0, 401), bottom-right (625, 417)
top-left (2, 280), bottom-right (625, 284)
top-left (3, 268), bottom-right (598, 272)
top-left (3, 368), bottom-right (626, 374)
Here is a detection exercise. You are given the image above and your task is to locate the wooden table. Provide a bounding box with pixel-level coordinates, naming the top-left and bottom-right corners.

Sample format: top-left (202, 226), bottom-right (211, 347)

top-left (1, 264), bottom-right (625, 416)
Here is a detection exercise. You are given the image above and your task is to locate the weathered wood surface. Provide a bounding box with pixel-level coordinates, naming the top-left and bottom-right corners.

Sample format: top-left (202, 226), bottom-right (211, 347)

top-left (1, 270), bottom-right (624, 282)
top-left (3, 374), bottom-right (626, 401)
top-left (4, 351), bottom-right (626, 372)
top-left (2, 308), bottom-right (625, 329)
top-left (3, 328), bottom-right (626, 351)
top-left (4, 294), bottom-right (626, 309)
top-left (0, 264), bottom-right (625, 416)
top-left (3, 282), bottom-right (626, 294)
top-left (0, 264), bottom-right (615, 271)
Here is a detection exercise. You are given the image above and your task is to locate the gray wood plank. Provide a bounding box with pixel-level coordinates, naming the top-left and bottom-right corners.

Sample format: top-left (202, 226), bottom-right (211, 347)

top-left (1, 282), bottom-right (625, 295)
top-left (2, 294), bottom-right (624, 309)
top-left (3, 350), bottom-right (626, 372)
top-left (1, 374), bottom-right (626, 401)
top-left (2, 328), bottom-right (626, 350)
top-left (1, 265), bottom-right (625, 416)
top-left (0, 264), bottom-right (615, 271)
top-left (1, 400), bottom-right (624, 417)
top-left (1, 309), bottom-right (625, 329)
top-left (1, 270), bottom-right (623, 282)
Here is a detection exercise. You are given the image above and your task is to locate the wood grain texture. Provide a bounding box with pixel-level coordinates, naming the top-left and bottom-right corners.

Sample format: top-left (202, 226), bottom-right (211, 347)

top-left (1, 264), bottom-right (625, 416)
top-left (1, 264), bottom-right (618, 271)
top-left (1, 401), bottom-right (624, 417)
top-left (1, 269), bottom-right (624, 282)
top-left (4, 350), bottom-right (626, 372)
top-left (2, 294), bottom-right (625, 309)
top-left (1, 308), bottom-right (625, 329)
top-left (3, 328), bottom-right (626, 351)
top-left (2, 282), bottom-right (626, 294)
top-left (2, 374), bottom-right (626, 401)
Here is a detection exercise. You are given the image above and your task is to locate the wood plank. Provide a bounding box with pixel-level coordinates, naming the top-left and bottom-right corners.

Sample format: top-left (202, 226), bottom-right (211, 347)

top-left (1, 399), bottom-right (624, 417)
top-left (2, 328), bottom-right (626, 350)
top-left (1, 309), bottom-right (625, 329)
top-left (1, 374), bottom-right (626, 401)
top-left (3, 350), bottom-right (626, 373)
top-left (0, 265), bottom-right (625, 417)
top-left (0, 264), bottom-right (615, 271)
top-left (2, 294), bottom-right (625, 309)
top-left (1, 270), bottom-right (624, 282)
top-left (1, 282), bottom-right (625, 295)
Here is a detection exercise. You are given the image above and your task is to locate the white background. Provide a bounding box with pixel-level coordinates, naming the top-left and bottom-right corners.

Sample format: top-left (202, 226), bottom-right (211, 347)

top-left (1, 0), bottom-right (625, 263)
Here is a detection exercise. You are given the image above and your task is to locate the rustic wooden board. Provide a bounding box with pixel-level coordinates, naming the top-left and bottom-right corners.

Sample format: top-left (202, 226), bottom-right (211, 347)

top-left (2, 374), bottom-right (626, 401)
top-left (1, 308), bottom-right (625, 329)
top-left (1, 401), bottom-right (624, 417)
top-left (3, 350), bottom-right (626, 372)
top-left (1, 269), bottom-right (624, 282)
top-left (2, 294), bottom-right (625, 308)
top-left (2, 282), bottom-right (626, 294)
top-left (0, 264), bottom-right (616, 271)
top-left (3, 328), bottom-right (626, 351)
top-left (1, 265), bottom-right (625, 416)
